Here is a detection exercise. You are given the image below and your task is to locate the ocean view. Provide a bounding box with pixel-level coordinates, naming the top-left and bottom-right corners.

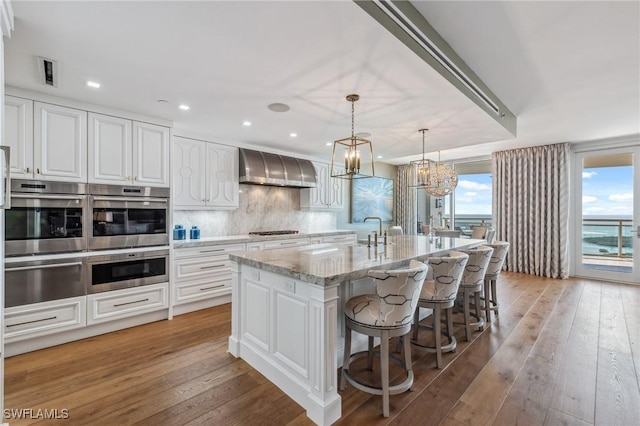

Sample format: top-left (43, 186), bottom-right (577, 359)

top-left (454, 215), bottom-right (634, 257)
top-left (582, 216), bottom-right (633, 256)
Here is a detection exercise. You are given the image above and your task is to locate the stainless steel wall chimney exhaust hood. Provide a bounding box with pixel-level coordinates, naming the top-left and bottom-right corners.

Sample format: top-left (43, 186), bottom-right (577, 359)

top-left (238, 148), bottom-right (317, 188)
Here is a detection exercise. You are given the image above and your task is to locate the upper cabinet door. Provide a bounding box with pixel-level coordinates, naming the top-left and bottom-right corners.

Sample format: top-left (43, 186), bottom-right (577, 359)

top-left (173, 137), bottom-right (206, 207)
top-left (34, 102), bottom-right (87, 182)
top-left (4, 96), bottom-right (34, 179)
top-left (300, 162), bottom-right (344, 210)
top-left (88, 113), bottom-right (132, 184)
top-left (133, 122), bottom-right (170, 187)
top-left (205, 143), bottom-right (239, 209)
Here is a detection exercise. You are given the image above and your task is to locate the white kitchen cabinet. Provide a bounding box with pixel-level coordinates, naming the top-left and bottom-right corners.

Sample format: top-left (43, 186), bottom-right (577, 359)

top-left (247, 237), bottom-right (311, 251)
top-left (87, 283), bottom-right (169, 325)
top-left (4, 296), bottom-right (86, 343)
top-left (133, 122), bottom-right (170, 186)
top-left (89, 113), bottom-right (169, 187)
top-left (172, 244), bottom-right (245, 313)
top-left (173, 136), bottom-right (238, 209)
top-left (4, 95), bottom-right (34, 178)
top-left (300, 161), bottom-right (345, 210)
top-left (5, 100), bottom-right (87, 181)
top-left (321, 234), bottom-right (356, 245)
top-left (34, 102), bottom-right (87, 182)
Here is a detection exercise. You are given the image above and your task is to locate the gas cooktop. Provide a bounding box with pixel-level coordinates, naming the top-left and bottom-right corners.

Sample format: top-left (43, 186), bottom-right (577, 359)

top-left (248, 230), bottom-right (299, 236)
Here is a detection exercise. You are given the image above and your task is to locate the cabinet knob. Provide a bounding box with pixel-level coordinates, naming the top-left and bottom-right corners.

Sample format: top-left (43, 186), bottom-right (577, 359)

top-left (127, 176), bottom-right (132, 180)
top-left (25, 167), bottom-right (30, 173)
top-left (134, 176), bottom-right (138, 181)
top-left (37, 168), bottom-right (40, 174)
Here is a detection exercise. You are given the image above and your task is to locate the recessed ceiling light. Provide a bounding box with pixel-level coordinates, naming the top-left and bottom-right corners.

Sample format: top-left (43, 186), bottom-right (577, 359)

top-left (289, 133), bottom-right (298, 138)
top-left (86, 81), bottom-right (100, 89)
top-left (179, 104), bottom-right (190, 111)
top-left (325, 142), bottom-right (332, 146)
top-left (268, 103), bottom-right (290, 113)
top-left (242, 121), bottom-right (252, 126)
top-left (157, 99), bottom-right (168, 103)
top-left (356, 131), bottom-right (371, 138)
top-left (377, 155), bottom-right (383, 159)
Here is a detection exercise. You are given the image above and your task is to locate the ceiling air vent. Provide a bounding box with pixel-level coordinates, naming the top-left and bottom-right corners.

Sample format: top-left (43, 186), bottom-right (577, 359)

top-left (37, 56), bottom-right (58, 87)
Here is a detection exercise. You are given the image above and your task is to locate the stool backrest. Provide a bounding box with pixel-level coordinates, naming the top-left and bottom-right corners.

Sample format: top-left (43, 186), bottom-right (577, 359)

top-left (367, 260), bottom-right (428, 326)
top-left (388, 226), bottom-right (403, 236)
top-left (485, 240), bottom-right (510, 275)
top-left (470, 226), bottom-right (487, 239)
top-left (459, 245), bottom-right (494, 286)
top-left (425, 251), bottom-right (469, 301)
top-left (485, 228), bottom-right (496, 243)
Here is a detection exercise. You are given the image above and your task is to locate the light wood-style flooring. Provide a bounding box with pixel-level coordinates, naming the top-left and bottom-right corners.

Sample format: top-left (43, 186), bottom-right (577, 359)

top-left (4, 272), bottom-right (640, 425)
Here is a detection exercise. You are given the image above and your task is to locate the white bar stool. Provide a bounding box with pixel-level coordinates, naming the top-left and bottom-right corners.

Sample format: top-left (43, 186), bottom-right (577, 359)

top-left (482, 241), bottom-right (510, 322)
top-left (412, 251), bottom-right (469, 368)
top-left (340, 260), bottom-right (428, 417)
top-left (456, 245), bottom-right (494, 341)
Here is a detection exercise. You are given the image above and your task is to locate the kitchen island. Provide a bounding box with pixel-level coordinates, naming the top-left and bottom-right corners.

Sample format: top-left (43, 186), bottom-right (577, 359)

top-left (228, 235), bottom-right (484, 425)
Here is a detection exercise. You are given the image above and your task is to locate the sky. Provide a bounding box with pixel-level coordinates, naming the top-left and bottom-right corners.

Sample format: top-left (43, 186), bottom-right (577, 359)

top-left (582, 166), bottom-right (633, 217)
top-left (452, 166), bottom-right (634, 218)
top-left (454, 173), bottom-right (493, 215)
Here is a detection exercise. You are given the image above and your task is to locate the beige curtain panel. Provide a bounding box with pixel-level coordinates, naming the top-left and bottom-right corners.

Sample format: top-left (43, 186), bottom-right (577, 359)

top-left (492, 143), bottom-right (570, 279)
top-left (396, 164), bottom-right (417, 235)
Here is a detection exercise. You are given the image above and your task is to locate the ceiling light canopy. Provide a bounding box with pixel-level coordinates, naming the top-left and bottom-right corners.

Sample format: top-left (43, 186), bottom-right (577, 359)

top-left (410, 129), bottom-right (458, 196)
top-left (330, 94), bottom-right (375, 180)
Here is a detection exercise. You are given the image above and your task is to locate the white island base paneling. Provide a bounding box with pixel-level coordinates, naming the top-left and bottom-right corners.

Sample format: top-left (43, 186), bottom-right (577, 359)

top-left (228, 263), bottom-right (373, 426)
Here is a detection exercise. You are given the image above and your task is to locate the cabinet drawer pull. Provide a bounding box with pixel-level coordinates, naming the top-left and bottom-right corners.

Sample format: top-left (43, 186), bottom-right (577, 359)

top-left (113, 298), bottom-right (149, 307)
top-left (200, 264), bottom-right (225, 270)
top-left (6, 261), bottom-right (83, 272)
top-left (7, 316), bottom-right (57, 327)
top-left (199, 249), bottom-right (224, 253)
top-left (199, 284), bottom-right (225, 291)
top-left (280, 241), bottom-right (298, 245)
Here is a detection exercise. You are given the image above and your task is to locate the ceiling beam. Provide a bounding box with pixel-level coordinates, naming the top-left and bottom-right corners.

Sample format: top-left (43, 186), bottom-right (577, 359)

top-left (354, 0), bottom-right (517, 137)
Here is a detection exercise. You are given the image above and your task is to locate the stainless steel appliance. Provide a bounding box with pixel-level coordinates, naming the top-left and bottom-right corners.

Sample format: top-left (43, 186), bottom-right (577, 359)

top-left (86, 248), bottom-right (169, 293)
top-left (88, 184), bottom-right (169, 250)
top-left (5, 180), bottom-right (87, 256)
top-left (5, 256), bottom-right (86, 307)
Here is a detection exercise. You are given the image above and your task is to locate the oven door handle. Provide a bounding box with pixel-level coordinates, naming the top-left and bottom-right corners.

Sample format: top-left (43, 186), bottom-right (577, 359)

top-left (91, 196), bottom-right (168, 203)
top-left (11, 194), bottom-right (85, 201)
top-left (5, 261), bottom-right (83, 272)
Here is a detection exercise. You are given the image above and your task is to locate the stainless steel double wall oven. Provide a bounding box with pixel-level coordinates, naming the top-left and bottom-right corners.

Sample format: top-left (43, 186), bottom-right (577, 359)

top-left (5, 180), bottom-right (170, 308)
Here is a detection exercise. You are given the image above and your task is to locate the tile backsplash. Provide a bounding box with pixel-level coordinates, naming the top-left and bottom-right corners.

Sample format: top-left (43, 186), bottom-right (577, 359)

top-left (173, 185), bottom-right (336, 237)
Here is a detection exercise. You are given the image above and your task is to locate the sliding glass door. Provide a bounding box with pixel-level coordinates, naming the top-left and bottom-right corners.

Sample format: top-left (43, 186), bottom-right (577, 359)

top-left (574, 145), bottom-right (639, 284)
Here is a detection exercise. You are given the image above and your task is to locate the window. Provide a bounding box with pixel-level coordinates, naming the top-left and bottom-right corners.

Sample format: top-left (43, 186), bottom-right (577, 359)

top-left (452, 161), bottom-right (492, 234)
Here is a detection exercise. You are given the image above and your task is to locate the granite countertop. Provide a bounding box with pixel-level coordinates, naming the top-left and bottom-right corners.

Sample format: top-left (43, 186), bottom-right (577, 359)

top-left (228, 235), bottom-right (485, 287)
top-left (172, 229), bottom-right (356, 248)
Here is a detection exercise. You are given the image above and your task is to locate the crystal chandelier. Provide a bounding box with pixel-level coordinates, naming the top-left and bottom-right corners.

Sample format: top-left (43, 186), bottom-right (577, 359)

top-left (410, 129), bottom-right (458, 196)
top-left (330, 94), bottom-right (374, 179)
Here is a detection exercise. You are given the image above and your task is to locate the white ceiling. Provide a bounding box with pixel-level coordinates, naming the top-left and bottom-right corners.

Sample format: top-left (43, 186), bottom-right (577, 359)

top-left (4, 1), bottom-right (639, 165)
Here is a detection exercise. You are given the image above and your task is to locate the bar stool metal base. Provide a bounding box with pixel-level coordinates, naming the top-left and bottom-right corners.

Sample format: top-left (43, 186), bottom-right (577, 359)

top-left (340, 318), bottom-right (414, 417)
top-left (483, 274), bottom-right (500, 322)
top-left (458, 284), bottom-right (485, 341)
top-left (411, 301), bottom-right (457, 368)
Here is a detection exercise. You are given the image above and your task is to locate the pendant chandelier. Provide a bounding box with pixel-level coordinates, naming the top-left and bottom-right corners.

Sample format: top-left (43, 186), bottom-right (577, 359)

top-left (330, 94), bottom-right (374, 179)
top-left (410, 129), bottom-right (458, 196)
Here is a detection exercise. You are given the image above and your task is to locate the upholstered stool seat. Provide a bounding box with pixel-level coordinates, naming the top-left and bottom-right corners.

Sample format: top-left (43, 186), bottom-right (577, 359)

top-left (341, 260), bottom-right (428, 417)
top-left (482, 241), bottom-right (510, 322)
top-left (456, 245), bottom-right (494, 341)
top-left (412, 251), bottom-right (469, 368)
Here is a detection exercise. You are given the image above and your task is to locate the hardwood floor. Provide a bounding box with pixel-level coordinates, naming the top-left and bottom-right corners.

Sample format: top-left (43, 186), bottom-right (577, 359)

top-left (4, 273), bottom-right (640, 425)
